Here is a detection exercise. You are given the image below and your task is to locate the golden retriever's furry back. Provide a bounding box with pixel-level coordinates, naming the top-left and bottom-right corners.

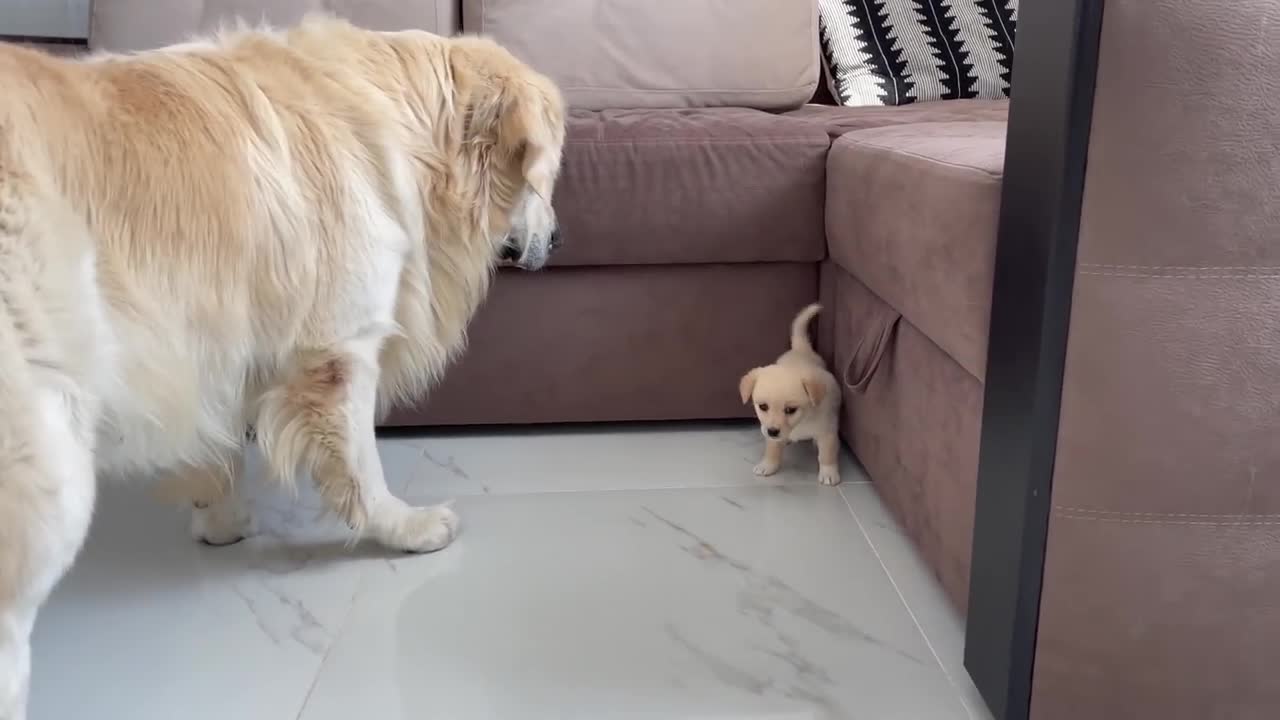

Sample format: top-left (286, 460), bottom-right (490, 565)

top-left (0, 17), bottom-right (565, 718)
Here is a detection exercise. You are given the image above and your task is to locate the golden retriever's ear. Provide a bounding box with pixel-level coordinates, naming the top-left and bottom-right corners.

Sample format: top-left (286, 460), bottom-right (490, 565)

top-left (802, 375), bottom-right (827, 407)
top-left (495, 84), bottom-right (540, 168)
top-left (461, 72), bottom-right (559, 177)
top-left (449, 38), bottom-right (566, 188)
top-left (739, 368), bottom-right (760, 405)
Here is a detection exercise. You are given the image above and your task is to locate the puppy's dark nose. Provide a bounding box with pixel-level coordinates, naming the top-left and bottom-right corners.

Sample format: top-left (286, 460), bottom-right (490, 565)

top-left (766, 427), bottom-right (781, 438)
top-left (548, 229), bottom-right (563, 252)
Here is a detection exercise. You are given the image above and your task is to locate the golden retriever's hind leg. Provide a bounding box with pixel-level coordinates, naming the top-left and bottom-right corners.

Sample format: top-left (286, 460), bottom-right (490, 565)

top-left (255, 345), bottom-right (459, 553)
top-left (1, 172), bottom-right (96, 720)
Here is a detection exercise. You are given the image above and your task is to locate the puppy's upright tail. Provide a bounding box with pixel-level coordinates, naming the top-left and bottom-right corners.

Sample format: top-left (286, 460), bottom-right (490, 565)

top-left (790, 303), bottom-right (822, 353)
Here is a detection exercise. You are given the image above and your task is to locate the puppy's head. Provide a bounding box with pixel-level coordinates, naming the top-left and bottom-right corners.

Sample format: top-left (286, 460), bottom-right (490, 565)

top-left (450, 37), bottom-right (566, 270)
top-left (739, 365), bottom-right (827, 441)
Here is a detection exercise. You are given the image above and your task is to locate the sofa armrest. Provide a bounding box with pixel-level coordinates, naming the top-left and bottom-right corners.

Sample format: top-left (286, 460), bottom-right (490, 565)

top-left (1034, 0), bottom-right (1280, 716)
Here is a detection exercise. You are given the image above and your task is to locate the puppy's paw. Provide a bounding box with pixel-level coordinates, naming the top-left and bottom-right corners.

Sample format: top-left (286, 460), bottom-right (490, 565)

top-left (393, 504), bottom-right (460, 554)
top-left (818, 465), bottom-right (842, 487)
top-left (190, 499), bottom-right (253, 546)
top-left (753, 461), bottom-right (780, 477)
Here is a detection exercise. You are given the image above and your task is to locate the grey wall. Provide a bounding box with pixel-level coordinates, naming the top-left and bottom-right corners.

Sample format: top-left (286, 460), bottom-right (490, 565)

top-left (0, 0), bottom-right (91, 39)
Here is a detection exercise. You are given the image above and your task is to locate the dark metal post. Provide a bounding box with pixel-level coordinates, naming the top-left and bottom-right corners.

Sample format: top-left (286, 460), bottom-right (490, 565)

top-left (964, 1), bottom-right (1107, 718)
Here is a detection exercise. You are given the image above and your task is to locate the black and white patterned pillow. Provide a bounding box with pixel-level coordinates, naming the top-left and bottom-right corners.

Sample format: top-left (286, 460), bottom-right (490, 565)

top-left (818, 0), bottom-right (1018, 106)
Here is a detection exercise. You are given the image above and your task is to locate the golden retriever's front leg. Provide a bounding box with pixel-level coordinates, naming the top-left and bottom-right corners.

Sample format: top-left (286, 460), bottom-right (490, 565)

top-left (187, 454), bottom-right (252, 546)
top-left (256, 345), bottom-right (458, 553)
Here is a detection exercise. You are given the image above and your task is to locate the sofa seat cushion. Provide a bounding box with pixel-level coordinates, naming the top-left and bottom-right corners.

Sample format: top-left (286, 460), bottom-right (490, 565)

top-left (551, 109), bottom-right (830, 267)
top-left (826, 121), bottom-right (1005, 381)
top-left (90, 0), bottom-right (460, 52)
top-left (787, 99), bottom-right (1009, 138)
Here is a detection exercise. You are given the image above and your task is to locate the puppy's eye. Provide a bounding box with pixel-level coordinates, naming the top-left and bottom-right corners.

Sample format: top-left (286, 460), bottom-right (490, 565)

top-left (758, 403), bottom-right (769, 412)
top-left (784, 406), bottom-right (797, 415)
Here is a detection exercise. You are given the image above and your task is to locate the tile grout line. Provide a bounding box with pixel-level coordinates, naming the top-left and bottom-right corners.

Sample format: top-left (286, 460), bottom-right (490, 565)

top-left (291, 563), bottom-right (377, 720)
top-left (837, 486), bottom-right (977, 720)
top-left (290, 479), bottom-right (881, 718)
top-left (413, 479), bottom-right (874, 502)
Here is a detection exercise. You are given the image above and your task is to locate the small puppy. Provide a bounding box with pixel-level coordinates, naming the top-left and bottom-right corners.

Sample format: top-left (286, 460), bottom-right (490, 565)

top-left (739, 304), bottom-right (842, 485)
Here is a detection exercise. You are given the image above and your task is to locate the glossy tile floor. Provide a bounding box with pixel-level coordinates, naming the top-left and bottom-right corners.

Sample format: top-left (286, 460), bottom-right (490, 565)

top-left (30, 424), bottom-right (991, 720)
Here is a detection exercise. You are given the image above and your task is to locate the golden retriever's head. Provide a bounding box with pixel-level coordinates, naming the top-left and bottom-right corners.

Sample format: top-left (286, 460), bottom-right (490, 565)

top-left (449, 37), bottom-right (566, 271)
top-left (739, 364), bottom-right (827, 442)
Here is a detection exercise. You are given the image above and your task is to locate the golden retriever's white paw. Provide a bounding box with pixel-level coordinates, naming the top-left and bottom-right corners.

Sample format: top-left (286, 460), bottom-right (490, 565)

top-left (818, 465), bottom-right (842, 487)
top-left (753, 461), bottom-right (780, 477)
top-left (0, 688), bottom-right (24, 720)
top-left (0, 640), bottom-right (29, 720)
top-left (190, 500), bottom-right (252, 546)
top-left (391, 504), bottom-right (460, 554)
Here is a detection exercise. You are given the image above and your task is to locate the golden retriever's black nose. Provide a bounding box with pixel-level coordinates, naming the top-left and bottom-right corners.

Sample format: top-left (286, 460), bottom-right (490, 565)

top-left (767, 427), bottom-right (780, 438)
top-left (548, 229), bottom-right (563, 251)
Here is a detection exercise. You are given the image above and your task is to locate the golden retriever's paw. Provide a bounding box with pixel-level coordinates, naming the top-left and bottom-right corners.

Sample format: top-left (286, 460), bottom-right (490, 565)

top-left (190, 500), bottom-right (252, 546)
top-left (0, 640), bottom-right (28, 720)
top-left (395, 504), bottom-right (460, 554)
top-left (818, 465), bottom-right (842, 487)
top-left (753, 461), bottom-right (780, 477)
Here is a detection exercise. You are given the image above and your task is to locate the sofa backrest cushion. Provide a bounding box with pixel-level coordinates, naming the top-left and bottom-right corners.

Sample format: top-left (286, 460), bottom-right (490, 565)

top-left (818, 0), bottom-right (1017, 106)
top-left (89, 0), bottom-right (461, 52)
top-left (462, 0), bottom-right (820, 110)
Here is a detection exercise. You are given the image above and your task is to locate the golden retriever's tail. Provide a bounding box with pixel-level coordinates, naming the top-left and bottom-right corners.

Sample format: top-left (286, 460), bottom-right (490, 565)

top-left (790, 303), bottom-right (822, 353)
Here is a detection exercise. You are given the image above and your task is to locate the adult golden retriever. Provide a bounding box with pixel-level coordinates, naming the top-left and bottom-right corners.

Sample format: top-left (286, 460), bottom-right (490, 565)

top-left (0, 16), bottom-right (565, 717)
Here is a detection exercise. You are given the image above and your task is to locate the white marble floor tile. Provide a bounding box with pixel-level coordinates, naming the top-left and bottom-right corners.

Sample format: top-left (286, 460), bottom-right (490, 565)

top-left (378, 422), bottom-right (867, 498)
top-left (26, 428), bottom-right (979, 720)
top-left (29, 486), bottom-right (371, 720)
top-left (297, 486), bottom-right (967, 720)
top-left (839, 481), bottom-right (992, 720)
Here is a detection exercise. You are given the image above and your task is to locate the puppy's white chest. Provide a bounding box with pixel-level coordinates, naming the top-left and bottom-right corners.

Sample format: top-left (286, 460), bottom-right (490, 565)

top-left (789, 423), bottom-right (820, 443)
top-left (789, 409), bottom-right (835, 443)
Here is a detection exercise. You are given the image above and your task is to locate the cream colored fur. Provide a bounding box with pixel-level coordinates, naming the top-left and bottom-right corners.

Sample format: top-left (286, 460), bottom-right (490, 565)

top-left (739, 304), bottom-right (843, 486)
top-left (0, 17), bottom-right (565, 719)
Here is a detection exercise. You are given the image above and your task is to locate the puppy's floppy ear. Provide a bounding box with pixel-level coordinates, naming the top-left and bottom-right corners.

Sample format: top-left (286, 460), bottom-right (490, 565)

top-left (802, 374), bottom-right (827, 407)
top-left (739, 368), bottom-right (761, 405)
